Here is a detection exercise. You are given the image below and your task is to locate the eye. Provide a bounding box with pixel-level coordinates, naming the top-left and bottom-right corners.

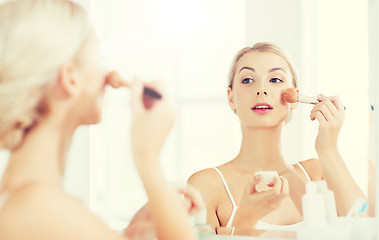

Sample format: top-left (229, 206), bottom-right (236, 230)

top-left (242, 78), bottom-right (254, 84)
top-left (270, 78), bottom-right (283, 83)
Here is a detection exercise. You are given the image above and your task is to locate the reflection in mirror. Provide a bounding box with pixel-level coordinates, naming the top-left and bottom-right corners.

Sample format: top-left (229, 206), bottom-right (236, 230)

top-left (0, 0), bottom-right (372, 238)
top-left (188, 0), bottom-right (371, 238)
top-left (64, 0), bottom-right (371, 237)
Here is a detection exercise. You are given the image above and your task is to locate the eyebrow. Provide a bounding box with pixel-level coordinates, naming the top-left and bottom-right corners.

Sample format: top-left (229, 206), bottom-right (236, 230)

top-left (239, 66), bottom-right (255, 73)
top-left (239, 67), bottom-right (287, 74)
top-left (269, 67), bottom-right (286, 73)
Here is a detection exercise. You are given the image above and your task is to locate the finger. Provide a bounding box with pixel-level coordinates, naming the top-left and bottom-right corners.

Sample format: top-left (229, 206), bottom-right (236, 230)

top-left (124, 222), bottom-right (155, 238)
top-left (310, 101), bottom-right (323, 120)
top-left (318, 104), bottom-right (333, 121)
top-left (239, 176), bottom-right (257, 197)
top-left (181, 185), bottom-right (205, 211)
top-left (315, 111), bottom-right (327, 125)
top-left (260, 176), bottom-right (282, 200)
top-left (317, 94), bottom-right (327, 101)
top-left (255, 182), bottom-right (272, 192)
top-left (280, 176), bottom-right (289, 197)
top-left (323, 99), bottom-right (338, 116)
top-left (250, 175), bottom-right (262, 194)
top-left (180, 185), bottom-right (206, 215)
top-left (265, 177), bottom-right (289, 208)
top-left (329, 95), bottom-right (345, 113)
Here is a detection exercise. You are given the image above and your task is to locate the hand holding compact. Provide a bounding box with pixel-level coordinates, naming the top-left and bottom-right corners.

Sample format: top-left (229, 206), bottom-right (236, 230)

top-left (232, 175), bottom-right (289, 228)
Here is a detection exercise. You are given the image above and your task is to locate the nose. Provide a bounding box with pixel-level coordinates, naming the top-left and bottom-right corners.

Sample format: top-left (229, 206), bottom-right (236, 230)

top-left (256, 91), bottom-right (268, 96)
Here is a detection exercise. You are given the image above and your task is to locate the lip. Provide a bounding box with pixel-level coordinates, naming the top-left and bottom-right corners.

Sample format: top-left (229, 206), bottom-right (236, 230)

top-left (251, 103), bottom-right (273, 114)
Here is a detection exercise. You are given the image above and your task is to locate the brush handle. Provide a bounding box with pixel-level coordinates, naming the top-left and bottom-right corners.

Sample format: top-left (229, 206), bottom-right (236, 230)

top-left (143, 86), bottom-right (162, 99)
top-left (298, 94), bottom-right (319, 104)
top-left (115, 79), bottom-right (162, 100)
top-left (298, 94), bottom-right (346, 110)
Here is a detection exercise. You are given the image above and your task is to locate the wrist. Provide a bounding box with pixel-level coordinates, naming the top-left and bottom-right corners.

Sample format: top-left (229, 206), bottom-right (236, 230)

top-left (232, 210), bottom-right (258, 229)
top-left (316, 147), bottom-right (340, 159)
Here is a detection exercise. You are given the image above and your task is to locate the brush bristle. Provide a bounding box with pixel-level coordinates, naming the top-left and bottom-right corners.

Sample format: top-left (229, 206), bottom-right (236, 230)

top-left (107, 71), bottom-right (131, 88)
top-left (107, 71), bottom-right (122, 88)
top-left (282, 88), bottom-right (298, 103)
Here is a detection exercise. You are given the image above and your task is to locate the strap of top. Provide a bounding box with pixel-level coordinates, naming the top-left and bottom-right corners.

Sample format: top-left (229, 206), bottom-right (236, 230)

top-left (213, 167), bottom-right (238, 227)
top-left (295, 162), bottom-right (312, 182)
top-left (213, 168), bottom-right (237, 207)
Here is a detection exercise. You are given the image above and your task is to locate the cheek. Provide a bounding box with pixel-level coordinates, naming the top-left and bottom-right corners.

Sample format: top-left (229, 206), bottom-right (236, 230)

top-left (234, 91), bottom-right (251, 109)
top-left (271, 87), bottom-right (285, 105)
top-left (84, 67), bottom-right (107, 93)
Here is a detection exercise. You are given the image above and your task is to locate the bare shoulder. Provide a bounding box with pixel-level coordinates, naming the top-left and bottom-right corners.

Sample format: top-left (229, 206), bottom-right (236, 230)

top-left (187, 168), bottom-right (221, 188)
top-left (187, 168), bottom-right (223, 201)
top-left (295, 158), bottom-right (324, 181)
top-left (0, 183), bottom-right (123, 240)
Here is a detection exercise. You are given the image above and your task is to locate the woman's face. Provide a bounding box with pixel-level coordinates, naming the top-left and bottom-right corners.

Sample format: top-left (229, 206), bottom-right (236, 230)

top-left (228, 51), bottom-right (296, 129)
top-left (72, 29), bottom-right (108, 125)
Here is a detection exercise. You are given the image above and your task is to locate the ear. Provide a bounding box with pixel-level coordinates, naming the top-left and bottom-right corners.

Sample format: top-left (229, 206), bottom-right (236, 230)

top-left (57, 62), bottom-right (81, 98)
top-left (227, 87), bottom-right (236, 112)
top-left (290, 87), bottom-right (299, 110)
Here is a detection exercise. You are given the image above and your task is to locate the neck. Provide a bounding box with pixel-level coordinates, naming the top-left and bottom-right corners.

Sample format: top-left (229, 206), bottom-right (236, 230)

top-left (233, 124), bottom-right (290, 172)
top-left (1, 112), bottom-right (77, 192)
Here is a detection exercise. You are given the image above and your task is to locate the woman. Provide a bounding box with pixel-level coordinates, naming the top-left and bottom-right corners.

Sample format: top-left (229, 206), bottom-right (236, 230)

top-left (188, 42), bottom-right (367, 234)
top-left (0, 0), bottom-right (200, 239)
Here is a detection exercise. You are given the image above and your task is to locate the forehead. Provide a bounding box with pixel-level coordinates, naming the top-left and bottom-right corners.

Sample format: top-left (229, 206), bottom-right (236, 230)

top-left (75, 29), bottom-right (99, 63)
top-left (236, 51), bottom-right (290, 73)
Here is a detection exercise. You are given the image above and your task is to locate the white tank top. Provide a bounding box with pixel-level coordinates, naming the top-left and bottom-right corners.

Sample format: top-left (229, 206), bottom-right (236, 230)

top-left (213, 162), bottom-right (311, 230)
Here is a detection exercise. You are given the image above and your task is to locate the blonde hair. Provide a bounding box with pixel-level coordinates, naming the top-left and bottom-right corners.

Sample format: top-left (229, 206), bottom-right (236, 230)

top-left (0, 0), bottom-right (90, 150)
top-left (228, 42), bottom-right (298, 89)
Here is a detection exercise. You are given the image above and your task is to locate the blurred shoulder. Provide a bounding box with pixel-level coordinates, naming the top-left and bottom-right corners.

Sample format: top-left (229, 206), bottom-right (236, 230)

top-left (295, 158), bottom-right (324, 181)
top-left (0, 182), bottom-right (120, 240)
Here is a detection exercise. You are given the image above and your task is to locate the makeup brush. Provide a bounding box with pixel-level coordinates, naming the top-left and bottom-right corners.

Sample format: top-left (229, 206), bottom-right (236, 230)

top-left (107, 71), bottom-right (162, 99)
top-left (282, 88), bottom-right (319, 104)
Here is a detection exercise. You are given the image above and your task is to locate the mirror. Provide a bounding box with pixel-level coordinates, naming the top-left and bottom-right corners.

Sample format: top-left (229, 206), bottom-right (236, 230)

top-left (0, 0), bottom-right (372, 238)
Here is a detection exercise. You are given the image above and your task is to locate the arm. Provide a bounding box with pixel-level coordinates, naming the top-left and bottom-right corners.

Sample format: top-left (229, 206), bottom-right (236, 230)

top-left (130, 80), bottom-right (197, 240)
top-left (311, 95), bottom-right (367, 216)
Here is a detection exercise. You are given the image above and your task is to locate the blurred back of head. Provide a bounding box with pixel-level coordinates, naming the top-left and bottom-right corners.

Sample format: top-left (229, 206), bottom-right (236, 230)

top-left (0, 0), bottom-right (90, 150)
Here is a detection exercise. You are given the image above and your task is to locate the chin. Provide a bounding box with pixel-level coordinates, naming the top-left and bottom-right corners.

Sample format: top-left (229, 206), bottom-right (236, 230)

top-left (81, 109), bottom-right (103, 125)
top-left (89, 113), bottom-right (102, 125)
top-left (245, 118), bottom-right (284, 129)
